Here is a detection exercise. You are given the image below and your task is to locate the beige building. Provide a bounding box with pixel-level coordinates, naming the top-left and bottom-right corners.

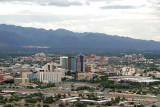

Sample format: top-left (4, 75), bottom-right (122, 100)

top-left (45, 62), bottom-right (61, 72)
top-left (77, 73), bottom-right (94, 80)
top-left (121, 67), bottom-right (136, 76)
top-left (21, 71), bottom-right (32, 78)
top-left (20, 68), bottom-right (32, 78)
top-left (14, 78), bottom-right (29, 85)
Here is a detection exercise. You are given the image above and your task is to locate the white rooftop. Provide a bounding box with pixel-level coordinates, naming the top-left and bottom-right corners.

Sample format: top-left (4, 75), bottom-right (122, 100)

top-left (60, 97), bottom-right (79, 101)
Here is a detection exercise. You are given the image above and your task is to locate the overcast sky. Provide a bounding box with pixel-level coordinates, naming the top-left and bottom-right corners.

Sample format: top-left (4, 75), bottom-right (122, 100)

top-left (0, 0), bottom-right (160, 41)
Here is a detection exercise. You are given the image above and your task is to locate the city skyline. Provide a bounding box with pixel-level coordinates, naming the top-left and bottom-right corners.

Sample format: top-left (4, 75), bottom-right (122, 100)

top-left (0, 0), bottom-right (160, 41)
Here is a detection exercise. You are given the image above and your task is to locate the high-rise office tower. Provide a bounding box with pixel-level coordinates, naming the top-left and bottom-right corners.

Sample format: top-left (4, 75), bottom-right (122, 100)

top-left (60, 56), bottom-right (68, 70)
top-left (76, 54), bottom-right (85, 72)
top-left (68, 57), bottom-right (76, 71)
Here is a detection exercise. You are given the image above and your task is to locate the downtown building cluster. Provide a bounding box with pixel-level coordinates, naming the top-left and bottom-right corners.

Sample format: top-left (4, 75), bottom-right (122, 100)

top-left (17, 54), bottom-right (86, 85)
top-left (1, 53), bottom-right (159, 86)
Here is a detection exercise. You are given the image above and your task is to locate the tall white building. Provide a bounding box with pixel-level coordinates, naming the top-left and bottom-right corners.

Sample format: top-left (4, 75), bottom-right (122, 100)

top-left (25, 72), bottom-right (62, 83)
top-left (60, 56), bottom-right (68, 70)
top-left (21, 62), bottom-right (65, 83)
top-left (39, 72), bottom-right (62, 83)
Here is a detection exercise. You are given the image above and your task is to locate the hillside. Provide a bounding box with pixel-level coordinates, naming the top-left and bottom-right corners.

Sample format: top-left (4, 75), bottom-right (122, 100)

top-left (0, 24), bottom-right (160, 52)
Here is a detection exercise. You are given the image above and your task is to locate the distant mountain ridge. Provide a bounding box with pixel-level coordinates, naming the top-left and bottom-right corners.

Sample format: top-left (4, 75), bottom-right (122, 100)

top-left (0, 24), bottom-right (160, 52)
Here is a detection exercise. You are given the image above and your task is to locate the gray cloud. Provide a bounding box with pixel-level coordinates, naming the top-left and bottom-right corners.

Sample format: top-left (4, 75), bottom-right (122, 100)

top-left (48, 1), bottom-right (82, 7)
top-left (88, 0), bottom-right (122, 2)
top-left (0, 0), bottom-right (82, 7)
top-left (87, 0), bottom-right (124, 4)
top-left (101, 5), bottom-right (138, 9)
top-left (156, 7), bottom-right (160, 10)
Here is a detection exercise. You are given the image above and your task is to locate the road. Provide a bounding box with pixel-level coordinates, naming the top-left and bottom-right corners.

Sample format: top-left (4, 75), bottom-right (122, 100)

top-left (3, 88), bottom-right (160, 102)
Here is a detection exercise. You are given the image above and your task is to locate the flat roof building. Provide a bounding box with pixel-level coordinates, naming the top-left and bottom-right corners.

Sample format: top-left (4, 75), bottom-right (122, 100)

top-left (14, 78), bottom-right (29, 85)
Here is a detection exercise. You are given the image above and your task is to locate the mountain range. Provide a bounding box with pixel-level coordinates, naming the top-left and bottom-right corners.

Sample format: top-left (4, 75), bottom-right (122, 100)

top-left (0, 24), bottom-right (160, 53)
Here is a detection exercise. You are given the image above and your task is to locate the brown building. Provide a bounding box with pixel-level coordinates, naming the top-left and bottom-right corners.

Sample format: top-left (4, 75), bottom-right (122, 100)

top-left (0, 75), bottom-right (4, 81)
top-left (68, 57), bottom-right (72, 71)
top-left (68, 57), bottom-right (76, 71)
top-left (85, 63), bottom-right (96, 72)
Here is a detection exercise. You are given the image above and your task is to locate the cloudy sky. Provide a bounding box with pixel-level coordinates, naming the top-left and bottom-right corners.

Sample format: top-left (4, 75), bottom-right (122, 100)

top-left (0, 0), bottom-right (160, 41)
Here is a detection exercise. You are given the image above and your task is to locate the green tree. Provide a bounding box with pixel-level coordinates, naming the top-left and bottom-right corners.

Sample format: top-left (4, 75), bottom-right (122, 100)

top-left (63, 94), bottom-right (66, 98)
top-left (71, 83), bottom-right (74, 90)
top-left (89, 102), bottom-right (95, 105)
top-left (106, 102), bottom-right (112, 106)
top-left (115, 96), bottom-right (120, 103)
top-left (59, 103), bottom-right (65, 107)
top-left (55, 94), bottom-right (61, 100)
top-left (24, 103), bottom-right (29, 107)
top-left (25, 98), bottom-right (37, 103)
top-left (3, 104), bottom-right (14, 107)
top-left (130, 102), bottom-right (134, 105)
top-left (43, 96), bottom-right (54, 103)
top-left (43, 104), bottom-right (50, 107)
top-left (121, 96), bottom-right (126, 101)
top-left (37, 104), bottom-right (41, 107)
top-left (120, 104), bottom-right (124, 106)
top-left (4, 79), bottom-right (14, 84)
top-left (79, 94), bottom-right (82, 98)
top-left (75, 102), bottom-right (87, 107)
top-left (9, 98), bottom-right (14, 102)
top-left (0, 95), bottom-right (4, 100)
top-left (66, 71), bottom-right (72, 76)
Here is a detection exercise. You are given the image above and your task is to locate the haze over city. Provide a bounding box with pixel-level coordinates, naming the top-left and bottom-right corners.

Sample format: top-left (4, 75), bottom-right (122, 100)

top-left (0, 0), bottom-right (160, 41)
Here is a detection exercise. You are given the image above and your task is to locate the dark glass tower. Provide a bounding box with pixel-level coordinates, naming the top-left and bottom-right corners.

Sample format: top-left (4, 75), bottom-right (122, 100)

top-left (76, 54), bottom-right (85, 72)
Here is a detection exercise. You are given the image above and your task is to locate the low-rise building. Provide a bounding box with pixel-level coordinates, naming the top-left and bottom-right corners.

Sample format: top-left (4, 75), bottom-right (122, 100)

top-left (14, 78), bottom-right (29, 85)
top-left (85, 63), bottom-right (96, 72)
top-left (0, 74), bottom-right (13, 82)
top-left (77, 73), bottom-right (94, 80)
top-left (121, 67), bottom-right (135, 76)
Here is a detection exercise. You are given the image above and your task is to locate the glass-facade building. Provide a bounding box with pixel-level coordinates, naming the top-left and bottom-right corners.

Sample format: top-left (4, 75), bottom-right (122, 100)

top-left (76, 54), bottom-right (85, 72)
top-left (68, 57), bottom-right (76, 71)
